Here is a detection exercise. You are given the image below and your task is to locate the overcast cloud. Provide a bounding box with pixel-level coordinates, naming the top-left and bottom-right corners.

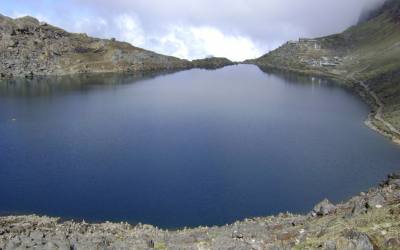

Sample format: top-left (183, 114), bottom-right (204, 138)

top-left (2, 0), bottom-right (384, 61)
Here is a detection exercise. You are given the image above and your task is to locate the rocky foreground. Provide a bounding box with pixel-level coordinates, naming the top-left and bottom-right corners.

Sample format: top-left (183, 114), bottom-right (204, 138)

top-left (1, 173), bottom-right (399, 249)
top-left (0, 14), bottom-right (233, 78)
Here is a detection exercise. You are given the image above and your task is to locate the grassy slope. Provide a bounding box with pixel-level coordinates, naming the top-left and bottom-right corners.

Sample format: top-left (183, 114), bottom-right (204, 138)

top-left (251, 0), bottom-right (400, 132)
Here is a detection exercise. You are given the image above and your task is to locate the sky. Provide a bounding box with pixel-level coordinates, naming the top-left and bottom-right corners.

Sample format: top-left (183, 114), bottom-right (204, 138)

top-left (1, 0), bottom-right (384, 61)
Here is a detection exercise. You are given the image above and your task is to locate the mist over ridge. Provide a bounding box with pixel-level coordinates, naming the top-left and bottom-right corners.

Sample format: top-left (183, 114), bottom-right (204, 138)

top-left (1, 0), bottom-right (383, 61)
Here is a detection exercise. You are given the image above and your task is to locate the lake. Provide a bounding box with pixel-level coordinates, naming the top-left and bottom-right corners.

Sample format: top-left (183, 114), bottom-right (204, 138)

top-left (0, 65), bottom-right (399, 229)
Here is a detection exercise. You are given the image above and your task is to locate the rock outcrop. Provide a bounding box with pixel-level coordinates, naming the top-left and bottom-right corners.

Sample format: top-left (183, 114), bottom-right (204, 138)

top-left (192, 57), bottom-right (236, 69)
top-left (0, 14), bottom-right (233, 78)
top-left (1, 172), bottom-right (399, 249)
top-left (311, 199), bottom-right (336, 217)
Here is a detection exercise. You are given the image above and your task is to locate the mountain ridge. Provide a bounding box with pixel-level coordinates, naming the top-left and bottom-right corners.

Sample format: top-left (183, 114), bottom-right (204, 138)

top-left (0, 14), bottom-right (233, 78)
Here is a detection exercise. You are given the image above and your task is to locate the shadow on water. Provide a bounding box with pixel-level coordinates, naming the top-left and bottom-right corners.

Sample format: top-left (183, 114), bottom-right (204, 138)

top-left (0, 70), bottom-right (181, 97)
top-left (255, 64), bottom-right (361, 98)
top-left (256, 65), bottom-right (333, 86)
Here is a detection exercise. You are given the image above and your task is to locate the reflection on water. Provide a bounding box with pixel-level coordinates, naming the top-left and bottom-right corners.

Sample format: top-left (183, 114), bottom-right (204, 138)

top-left (256, 66), bottom-right (333, 85)
top-left (0, 70), bottom-right (178, 97)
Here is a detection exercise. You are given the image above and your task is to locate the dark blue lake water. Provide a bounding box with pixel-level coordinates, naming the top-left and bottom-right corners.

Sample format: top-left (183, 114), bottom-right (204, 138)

top-left (0, 65), bottom-right (399, 228)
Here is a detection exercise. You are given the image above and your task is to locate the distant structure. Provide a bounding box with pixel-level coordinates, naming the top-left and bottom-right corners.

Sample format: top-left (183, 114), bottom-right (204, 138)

top-left (299, 38), bottom-right (317, 42)
top-left (299, 38), bottom-right (321, 50)
top-left (286, 38), bottom-right (321, 50)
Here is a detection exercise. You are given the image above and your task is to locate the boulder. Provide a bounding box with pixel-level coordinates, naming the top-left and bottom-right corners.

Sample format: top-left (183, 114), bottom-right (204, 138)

top-left (381, 172), bottom-right (400, 188)
top-left (312, 199), bottom-right (336, 217)
top-left (366, 193), bottom-right (385, 209)
top-left (384, 238), bottom-right (400, 249)
top-left (232, 230), bottom-right (244, 239)
top-left (388, 172), bottom-right (400, 180)
top-left (323, 240), bottom-right (337, 250)
top-left (389, 179), bottom-right (400, 188)
top-left (42, 242), bottom-right (59, 250)
top-left (335, 230), bottom-right (375, 250)
top-left (350, 197), bottom-right (367, 215)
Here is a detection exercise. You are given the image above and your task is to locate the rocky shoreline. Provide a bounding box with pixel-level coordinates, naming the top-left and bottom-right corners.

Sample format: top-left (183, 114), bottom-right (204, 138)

top-left (1, 173), bottom-right (399, 249)
top-left (359, 82), bottom-right (400, 146)
top-left (252, 63), bottom-right (400, 146)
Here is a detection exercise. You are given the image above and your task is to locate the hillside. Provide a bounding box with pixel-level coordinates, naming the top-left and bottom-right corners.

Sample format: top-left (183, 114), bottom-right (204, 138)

top-left (192, 57), bottom-right (236, 69)
top-left (0, 14), bottom-right (233, 78)
top-left (249, 0), bottom-right (400, 143)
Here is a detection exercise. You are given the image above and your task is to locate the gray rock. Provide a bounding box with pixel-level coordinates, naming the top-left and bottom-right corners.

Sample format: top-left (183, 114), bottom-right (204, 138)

top-left (4, 238), bottom-right (21, 250)
top-left (388, 172), bottom-right (400, 180)
top-left (336, 231), bottom-right (375, 250)
top-left (231, 230), bottom-right (244, 239)
top-left (30, 230), bottom-right (44, 241)
top-left (384, 237), bottom-right (400, 249)
top-left (312, 199), bottom-right (336, 216)
top-left (265, 244), bottom-right (285, 250)
top-left (352, 202), bottom-right (367, 216)
top-left (389, 179), bottom-right (400, 188)
top-left (366, 193), bottom-right (385, 209)
top-left (323, 240), bottom-right (337, 250)
top-left (42, 241), bottom-right (58, 250)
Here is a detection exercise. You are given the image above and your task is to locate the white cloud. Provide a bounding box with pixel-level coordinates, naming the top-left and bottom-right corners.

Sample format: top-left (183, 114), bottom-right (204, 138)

top-left (131, 25), bottom-right (263, 61)
top-left (65, 13), bottom-right (264, 61)
top-left (188, 27), bottom-right (262, 61)
top-left (10, 11), bottom-right (50, 23)
top-left (155, 29), bottom-right (191, 59)
top-left (72, 16), bottom-right (109, 36)
top-left (114, 14), bottom-right (146, 47)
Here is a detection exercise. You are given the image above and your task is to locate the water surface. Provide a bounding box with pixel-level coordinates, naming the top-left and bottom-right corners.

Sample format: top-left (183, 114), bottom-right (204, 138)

top-left (0, 65), bottom-right (399, 228)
